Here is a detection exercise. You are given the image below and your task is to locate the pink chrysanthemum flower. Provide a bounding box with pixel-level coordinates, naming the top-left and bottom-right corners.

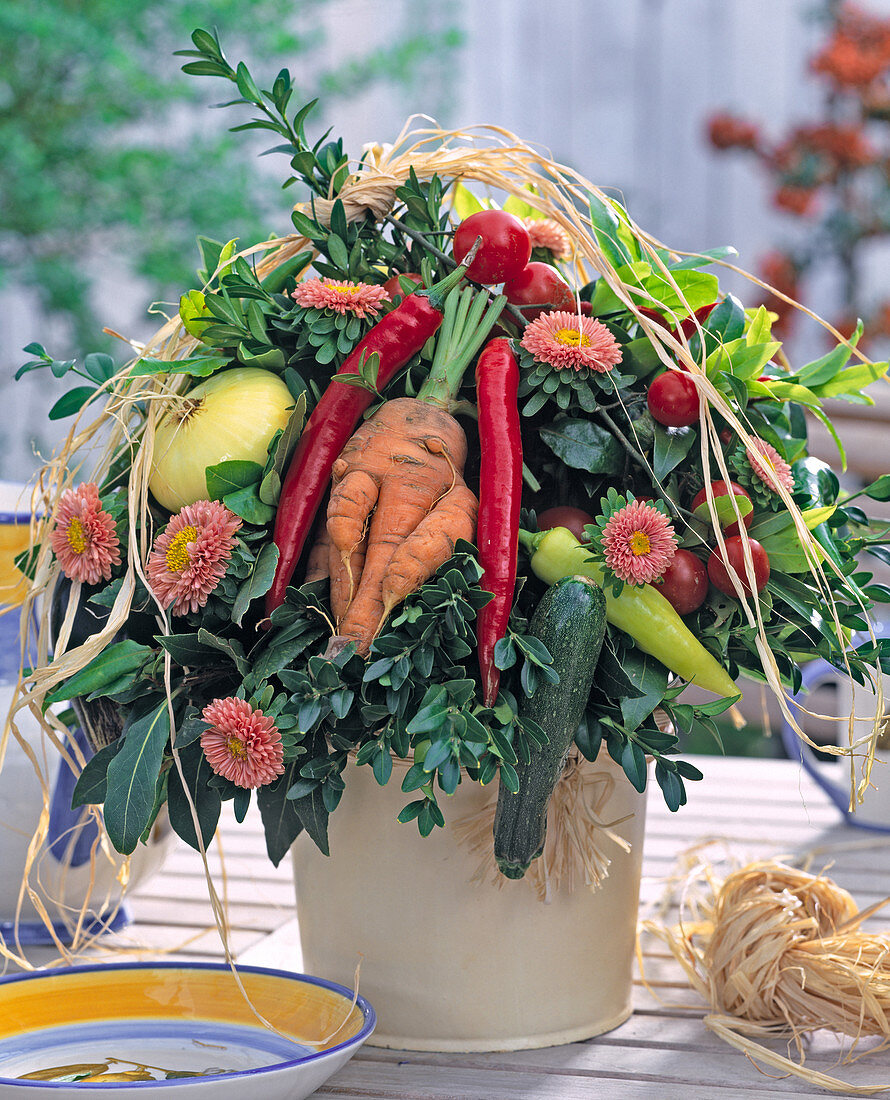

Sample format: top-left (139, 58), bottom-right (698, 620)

top-left (50, 483), bottom-right (121, 586)
top-left (601, 500), bottom-right (678, 585)
top-left (520, 310), bottom-right (624, 373)
top-left (200, 697), bottom-right (285, 789)
top-left (746, 438), bottom-right (794, 494)
top-left (146, 499), bottom-right (242, 616)
top-left (523, 216), bottom-right (572, 260)
top-left (291, 277), bottom-right (389, 318)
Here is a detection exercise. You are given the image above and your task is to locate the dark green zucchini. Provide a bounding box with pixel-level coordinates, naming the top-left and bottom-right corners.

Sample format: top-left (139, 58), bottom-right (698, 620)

top-left (493, 574), bottom-right (607, 879)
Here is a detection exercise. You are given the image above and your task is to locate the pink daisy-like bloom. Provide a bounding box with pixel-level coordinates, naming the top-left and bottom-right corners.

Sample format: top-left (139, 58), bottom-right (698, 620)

top-left (146, 499), bottom-right (242, 616)
top-left (601, 500), bottom-right (678, 585)
top-left (522, 216), bottom-right (572, 260)
top-left (50, 483), bottom-right (121, 586)
top-left (746, 437), bottom-right (795, 494)
top-left (200, 697), bottom-right (285, 789)
top-left (291, 277), bottom-right (389, 319)
top-left (520, 310), bottom-right (624, 373)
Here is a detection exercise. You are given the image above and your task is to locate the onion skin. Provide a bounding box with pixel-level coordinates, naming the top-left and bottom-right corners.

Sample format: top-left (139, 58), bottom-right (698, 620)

top-left (148, 367), bottom-right (294, 512)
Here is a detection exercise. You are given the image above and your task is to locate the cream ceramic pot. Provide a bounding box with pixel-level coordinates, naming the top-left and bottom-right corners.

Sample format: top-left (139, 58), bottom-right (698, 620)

top-left (292, 753), bottom-right (647, 1052)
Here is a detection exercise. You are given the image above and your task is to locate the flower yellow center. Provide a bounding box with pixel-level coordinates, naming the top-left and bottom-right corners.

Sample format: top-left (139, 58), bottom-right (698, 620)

top-left (165, 526), bottom-right (197, 573)
top-left (226, 736), bottom-right (248, 760)
top-left (66, 517), bottom-right (87, 555)
top-left (555, 327), bottom-right (591, 348)
top-left (334, 285), bottom-right (361, 296)
top-left (628, 530), bottom-right (651, 556)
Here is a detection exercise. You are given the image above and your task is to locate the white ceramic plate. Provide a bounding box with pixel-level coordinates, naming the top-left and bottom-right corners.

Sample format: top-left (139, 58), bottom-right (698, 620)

top-left (0, 961), bottom-right (375, 1098)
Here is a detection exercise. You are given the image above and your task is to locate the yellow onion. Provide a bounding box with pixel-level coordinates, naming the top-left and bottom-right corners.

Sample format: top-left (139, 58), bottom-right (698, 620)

top-left (148, 367), bottom-right (294, 511)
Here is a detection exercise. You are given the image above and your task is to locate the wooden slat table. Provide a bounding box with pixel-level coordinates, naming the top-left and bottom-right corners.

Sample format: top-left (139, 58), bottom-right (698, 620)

top-left (88, 756), bottom-right (890, 1094)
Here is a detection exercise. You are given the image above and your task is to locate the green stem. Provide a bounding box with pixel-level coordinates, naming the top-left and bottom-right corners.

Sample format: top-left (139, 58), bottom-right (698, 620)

top-left (416, 287), bottom-right (507, 409)
top-left (385, 213), bottom-right (457, 269)
top-left (518, 528), bottom-right (544, 553)
top-left (522, 462), bottom-right (542, 493)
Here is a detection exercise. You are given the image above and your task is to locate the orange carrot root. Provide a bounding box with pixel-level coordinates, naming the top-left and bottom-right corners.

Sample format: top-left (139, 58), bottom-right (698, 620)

top-left (327, 397), bottom-right (472, 654)
top-left (378, 481), bottom-right (479, 631)
top-left (329, 531), bottom-right (367, 623)
top-left (328, 468), bottom-right (378, 577)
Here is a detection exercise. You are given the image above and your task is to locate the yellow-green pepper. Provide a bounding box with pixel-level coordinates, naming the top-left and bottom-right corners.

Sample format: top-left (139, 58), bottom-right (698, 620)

top-left (520, 526), bottom-right (738, 698)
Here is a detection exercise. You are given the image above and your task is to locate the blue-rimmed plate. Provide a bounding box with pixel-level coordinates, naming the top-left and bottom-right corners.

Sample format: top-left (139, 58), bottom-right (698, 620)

top-left (0, 961), bottom-right (374, 1098)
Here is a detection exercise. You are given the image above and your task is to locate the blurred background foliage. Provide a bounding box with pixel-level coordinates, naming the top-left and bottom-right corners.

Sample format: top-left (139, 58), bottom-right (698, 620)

top-left (0, 0), bottom-right (461, 354)
top-left (707, 0), bottom-right (890, 350)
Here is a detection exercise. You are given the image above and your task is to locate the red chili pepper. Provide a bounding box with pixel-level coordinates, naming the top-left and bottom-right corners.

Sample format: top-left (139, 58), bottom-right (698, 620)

top-left (265, 264), bottom-right (470, 617)
top-left (475, 338), bottom-right (523, 706)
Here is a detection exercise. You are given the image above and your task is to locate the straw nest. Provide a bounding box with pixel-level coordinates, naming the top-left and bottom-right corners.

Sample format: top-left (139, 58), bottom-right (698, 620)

top-left (2, 118), bottom-right (886, 956)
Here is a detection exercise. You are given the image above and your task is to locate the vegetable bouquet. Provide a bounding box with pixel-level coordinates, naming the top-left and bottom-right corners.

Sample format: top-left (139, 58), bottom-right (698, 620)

top-left (12, 28), bottom-right (890, 882)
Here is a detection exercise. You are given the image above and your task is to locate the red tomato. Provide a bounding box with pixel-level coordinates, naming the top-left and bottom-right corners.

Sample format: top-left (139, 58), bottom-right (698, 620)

top-left (503, 262), bottom-right (576, 320)
top-left (646, 371), bottom-right (699, 427)
top-left (537, 506), bottom-right (594, 542)
top-left (654, 549), bottom-right (708, 614)
top-left (707, 536), bottom-right (770, 597)
top-left (691, 480), bottom-right (752, 537)
top-left (382, 272), bottom-right (422, 300)
top-left (453, 210), bottom-right (531, 285)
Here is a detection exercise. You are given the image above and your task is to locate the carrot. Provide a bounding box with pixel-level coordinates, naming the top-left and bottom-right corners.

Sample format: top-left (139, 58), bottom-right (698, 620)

top-left (326, 466), bottom-right (378, 599)
top-left (379, 481), bottom-right (478, 628)
top-left (304, 522), bottom-right (332, 584)
top-left (329, 530), bottom-right (367, 623)
top-left (328, 397), bottom-right (472, 654)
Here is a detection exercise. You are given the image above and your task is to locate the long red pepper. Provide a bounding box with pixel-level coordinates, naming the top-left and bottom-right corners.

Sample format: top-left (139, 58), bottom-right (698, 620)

top-left (475, 338), bottom-right (523, 706)
top-left (265, 263), bottom-right (472, 616)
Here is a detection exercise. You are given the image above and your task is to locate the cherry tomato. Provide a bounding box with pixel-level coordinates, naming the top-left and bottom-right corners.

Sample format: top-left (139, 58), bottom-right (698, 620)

top-left (453, 210), bottom-right (531, 285)
top-left (537, 505), bottom-right (594, 542)
top-left (382, 272), bottom-right (422, 300)
top-left (707, 536), bottom-right (770, 597)
top-left (691, 480), bottom-right (753, 537)
top-left (646, 371), bottom-right (699, 427)
top-left (654, 549), bottom-right (708, 614)
top-left (503, 262), bottom-right (575, 321)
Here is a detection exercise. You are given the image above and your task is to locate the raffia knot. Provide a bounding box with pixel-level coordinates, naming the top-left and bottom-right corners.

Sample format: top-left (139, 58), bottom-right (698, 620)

top-left (299, 146), bottom-right (404, 228)
top-left (705, 863), bottom-right (862, 1026)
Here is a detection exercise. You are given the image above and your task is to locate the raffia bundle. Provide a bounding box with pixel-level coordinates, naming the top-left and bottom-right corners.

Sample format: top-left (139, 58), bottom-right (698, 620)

top-left (645, 860), bottom-right (890, 1094)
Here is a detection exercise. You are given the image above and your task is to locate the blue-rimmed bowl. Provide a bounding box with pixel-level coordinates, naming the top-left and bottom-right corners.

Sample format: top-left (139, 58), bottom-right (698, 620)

top-left (0, 962), bottom-right (375, 1098)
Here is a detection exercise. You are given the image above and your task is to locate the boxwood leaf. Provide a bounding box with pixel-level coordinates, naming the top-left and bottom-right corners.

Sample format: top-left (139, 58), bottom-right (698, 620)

top-left (49, 386), bottom-right (97, 420)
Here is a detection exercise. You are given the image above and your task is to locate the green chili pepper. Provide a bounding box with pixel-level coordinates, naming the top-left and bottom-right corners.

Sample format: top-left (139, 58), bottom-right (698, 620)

top-left (519, 526), bottom-right (738, 698)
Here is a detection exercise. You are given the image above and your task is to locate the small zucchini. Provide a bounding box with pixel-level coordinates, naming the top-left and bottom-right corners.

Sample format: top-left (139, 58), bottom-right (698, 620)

top-left (493, 574), bottom-right (607, 879)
